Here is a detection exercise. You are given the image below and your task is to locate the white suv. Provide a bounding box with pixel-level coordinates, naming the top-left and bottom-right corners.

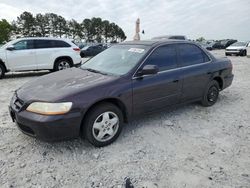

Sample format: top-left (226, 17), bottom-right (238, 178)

top-left (0, 37), bottom-right (82, 78)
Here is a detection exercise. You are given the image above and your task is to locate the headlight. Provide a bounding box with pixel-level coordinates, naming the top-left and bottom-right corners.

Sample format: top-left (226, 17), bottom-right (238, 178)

top-left (26, 102), bottom-right (72, 115)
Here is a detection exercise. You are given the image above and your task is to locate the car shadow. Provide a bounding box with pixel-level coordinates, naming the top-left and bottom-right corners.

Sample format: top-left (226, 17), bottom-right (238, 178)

top-left (5, 71), bottom-right (50, 79)
top-left (31, 102), bottom-right (200, 151)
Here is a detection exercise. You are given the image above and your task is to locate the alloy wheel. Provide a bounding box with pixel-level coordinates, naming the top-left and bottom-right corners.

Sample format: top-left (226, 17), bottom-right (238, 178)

top-left (92, 111), bottom-right (119, 142)
top-left (58, 61), bottom-right (71, 70)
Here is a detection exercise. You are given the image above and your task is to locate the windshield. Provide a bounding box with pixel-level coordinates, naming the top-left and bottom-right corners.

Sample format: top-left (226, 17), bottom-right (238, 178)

top-left (231, 42), bottom-right (247, 47)
top-left (81, 44), bottom-right (150, 76)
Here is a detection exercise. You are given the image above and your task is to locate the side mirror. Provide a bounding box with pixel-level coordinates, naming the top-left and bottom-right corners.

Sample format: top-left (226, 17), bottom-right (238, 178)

top-left (6, 45), bottom-right (15, 51)
top-left (137, 65), bottom-right (159, 76)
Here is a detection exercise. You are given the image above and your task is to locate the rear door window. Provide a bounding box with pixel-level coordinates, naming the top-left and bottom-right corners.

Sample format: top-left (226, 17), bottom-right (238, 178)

top-left (143, 45), bottom-right (177, 71)
top-left (34, 40), bottom-right (53, 49)
top-left (178, 43), bottom-right (210, 66)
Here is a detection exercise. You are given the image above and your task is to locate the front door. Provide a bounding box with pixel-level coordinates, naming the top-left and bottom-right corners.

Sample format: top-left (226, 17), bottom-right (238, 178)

top-left (6, 40), bottom-right (36, 71)
top-left (132, 44), bottom-right (182, 115)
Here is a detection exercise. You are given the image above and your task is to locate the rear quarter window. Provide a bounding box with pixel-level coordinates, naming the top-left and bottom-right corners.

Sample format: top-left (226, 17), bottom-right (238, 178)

top-left (53, 40), bottom-right (71, 48)
top-left (178, 43), bottom-right (210, 66)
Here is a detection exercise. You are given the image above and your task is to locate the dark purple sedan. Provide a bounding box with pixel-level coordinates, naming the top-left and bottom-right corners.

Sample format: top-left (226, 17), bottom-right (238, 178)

top-left (9, 40), bottom-right (234, 147)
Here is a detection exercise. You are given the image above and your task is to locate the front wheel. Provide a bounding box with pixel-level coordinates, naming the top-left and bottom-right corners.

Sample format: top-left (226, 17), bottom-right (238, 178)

top-left (201, 80), bottom-right (220, 107)
top-left (82, 103), bottom-right (124, 147)
top-left (241, 50), bottom-right (247, 56)
top-left (0, 64), bottom-right (5, 79)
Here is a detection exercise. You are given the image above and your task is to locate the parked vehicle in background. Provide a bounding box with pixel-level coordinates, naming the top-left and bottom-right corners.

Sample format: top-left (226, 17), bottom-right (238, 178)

top-left (211, 41), bottom-right (224, 49)
top-left (225, 41), bottom-right (249, 56)
top-left (206, 42), bottom-right (217, 50)
top-left (77, 43), bottom-right (86, 49)
top-left (80, 44), bottom-right (107, 57)
top-left (0, 37), bottom-right (81, 79)
top-left (9, 40), bottom-right (234, 147)
top-left (152, 35), bottom-right (187, 40)
top-left (220, 39), bottom-right (237, 49)
top-left (247, 43), bottom-right (250, 57)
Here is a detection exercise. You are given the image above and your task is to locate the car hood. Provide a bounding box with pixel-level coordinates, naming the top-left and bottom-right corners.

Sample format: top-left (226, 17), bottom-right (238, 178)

top-left (226, 46), bottom-right (246, 50)
top-left (0, 49), bottom-right (6, 58)
top-left (17, 68), bottom-right (116, 102)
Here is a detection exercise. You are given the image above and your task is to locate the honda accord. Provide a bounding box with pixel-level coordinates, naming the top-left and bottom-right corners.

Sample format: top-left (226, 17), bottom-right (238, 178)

top-left (9, 40), bottom-right (234, 147)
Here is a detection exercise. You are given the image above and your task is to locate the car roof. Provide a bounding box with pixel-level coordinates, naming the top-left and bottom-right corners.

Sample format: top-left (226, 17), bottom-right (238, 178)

top-left (120, 39), bottom-right (194, 47)
top-left (15, 37), bottom-right (72, 41)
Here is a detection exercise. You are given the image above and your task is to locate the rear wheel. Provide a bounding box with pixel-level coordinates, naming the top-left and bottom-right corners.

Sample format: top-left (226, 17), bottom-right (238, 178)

top-left (0, 64), bottom-right (5, 79)
top-left (82, 103), bottom-right (123, 147)
top-left (54, 59), bottom-right (72, 71)
top-left (201, 80), bottom-right (220, 107)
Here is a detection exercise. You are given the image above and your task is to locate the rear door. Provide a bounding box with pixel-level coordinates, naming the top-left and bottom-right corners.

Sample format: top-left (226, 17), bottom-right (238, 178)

top-left (6, 39), bottom-right (36, 71)
top-left (132, 44), bottom-right (182, 115)
top-left (176, 43), bottom-right (212, 102)
top-left (35, 40), bottom-right (72, 70)
top-left (34, 39), bottom-right (54, 69)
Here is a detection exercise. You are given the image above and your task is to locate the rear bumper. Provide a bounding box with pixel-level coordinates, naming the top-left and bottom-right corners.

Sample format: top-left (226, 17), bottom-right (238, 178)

top-left (9, 106), bottom-right (82, 142)
top-left (223, 74), bottom-right (234, 89)
top-left (74, 61), bottom-right (82, 67)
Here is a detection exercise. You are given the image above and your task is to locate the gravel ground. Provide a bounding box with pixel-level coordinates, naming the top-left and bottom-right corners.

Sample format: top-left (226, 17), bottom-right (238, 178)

top-left (0, 51), bottom-right (250, 188)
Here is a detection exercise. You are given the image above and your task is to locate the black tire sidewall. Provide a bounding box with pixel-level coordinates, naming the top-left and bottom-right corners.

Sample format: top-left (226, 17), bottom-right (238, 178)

top-left (0, 64), bottom-right (5, 79)
top-left (202, 80), bottom-right (220, 107)
top-left (83, 103), bottom-right (124, 147)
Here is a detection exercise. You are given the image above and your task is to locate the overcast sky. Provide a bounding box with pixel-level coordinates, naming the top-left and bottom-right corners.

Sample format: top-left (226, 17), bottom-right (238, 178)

top-left (0, 0), bottom-right (249, 41)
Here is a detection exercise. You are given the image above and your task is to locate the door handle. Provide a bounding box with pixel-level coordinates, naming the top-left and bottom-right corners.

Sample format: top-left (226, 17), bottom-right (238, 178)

top-left (173, 79), bottom-right (179, 83)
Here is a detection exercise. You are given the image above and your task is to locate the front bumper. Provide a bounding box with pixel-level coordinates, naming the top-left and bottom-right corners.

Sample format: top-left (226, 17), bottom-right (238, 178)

top-left (225, 50), bottom-right (244, 55)
top-left (9, 105), bottom-right (82, 142)
top-left (74, 61), bottom-right (82, 67)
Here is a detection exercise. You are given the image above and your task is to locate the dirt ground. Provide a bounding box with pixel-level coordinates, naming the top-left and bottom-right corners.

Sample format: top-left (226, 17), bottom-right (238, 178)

top-left (0, 50), bottom-right (249, 188)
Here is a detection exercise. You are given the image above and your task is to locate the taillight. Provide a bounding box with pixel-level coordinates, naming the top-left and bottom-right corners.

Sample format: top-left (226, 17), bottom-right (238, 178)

top-left (73, 48), bottom-right (80, 52)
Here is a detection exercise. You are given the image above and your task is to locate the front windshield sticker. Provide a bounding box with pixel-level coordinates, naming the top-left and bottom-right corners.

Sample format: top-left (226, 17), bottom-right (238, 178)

top-left (128, 48), bottom-right (145, 53)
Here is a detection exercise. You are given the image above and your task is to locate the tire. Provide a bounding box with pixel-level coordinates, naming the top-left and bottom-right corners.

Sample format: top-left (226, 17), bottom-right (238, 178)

top-left (0, 64), bottom-right (5, 79)
top-left (201, 80), bottom-right (220, 107)
top-left (54, 58), bottom-right (72, 71)
top-left (242, 50), bottom-right (247, 56)
top-left (83, 103), bottom-right (124, 147)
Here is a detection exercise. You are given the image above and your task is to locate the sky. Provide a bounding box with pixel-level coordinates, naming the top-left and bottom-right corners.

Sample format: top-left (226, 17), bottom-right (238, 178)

top-left (0, 0), bottom-right (249, 41)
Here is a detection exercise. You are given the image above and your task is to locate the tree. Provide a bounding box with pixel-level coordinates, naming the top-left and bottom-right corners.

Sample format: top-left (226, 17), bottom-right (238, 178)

top-left (35, 13), bottom-right (50, 37)
top-left (196, 37), bottom-right (205, 42)
top-left (67, 19), bottom-right (82, 39)
top-left (102, 20), bottom-right (111, 43)
top-left (9, 12), bottom-right (127, 42)
top-left (16, 11), bottom-right (36, 36)
top-left (82, 18), bottom-right (93, 42)
top-left (0, 19), bottom-right (12, 43)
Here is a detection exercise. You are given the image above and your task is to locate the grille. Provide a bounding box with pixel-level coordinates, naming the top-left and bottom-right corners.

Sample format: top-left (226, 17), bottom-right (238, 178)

top-left (226, 49), bottom-right (239, 51)
top-left (12, 94), bottom-right (24, 111)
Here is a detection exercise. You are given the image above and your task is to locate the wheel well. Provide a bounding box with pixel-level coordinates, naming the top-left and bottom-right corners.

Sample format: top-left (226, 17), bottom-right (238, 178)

top-left (80, 98), bottom-right (128, 130)
top-left (0, 60), bottom-right (7, 72)
top-left (54, 56), bottom-right (73, 68)
top-left (213, 76), bottom-right (223, 89)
